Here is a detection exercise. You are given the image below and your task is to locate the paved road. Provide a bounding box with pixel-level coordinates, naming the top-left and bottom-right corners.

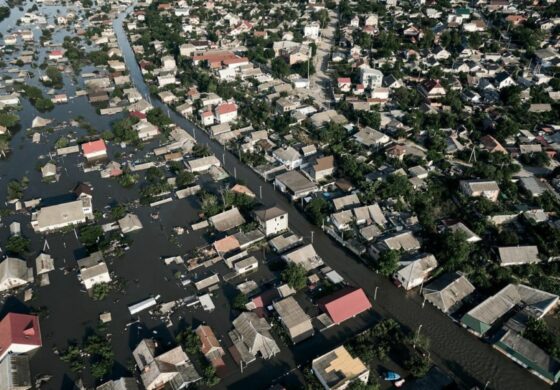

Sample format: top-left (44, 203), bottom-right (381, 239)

top-left (113, 8), bottom-right (549, 390)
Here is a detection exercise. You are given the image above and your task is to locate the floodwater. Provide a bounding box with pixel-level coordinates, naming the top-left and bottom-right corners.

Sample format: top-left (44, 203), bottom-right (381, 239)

top-left (0, 2), bottom-right (553, 390)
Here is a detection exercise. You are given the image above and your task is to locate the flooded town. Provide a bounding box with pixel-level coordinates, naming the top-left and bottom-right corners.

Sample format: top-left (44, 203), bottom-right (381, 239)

top-left (0, 0), bottom-right (560, 389)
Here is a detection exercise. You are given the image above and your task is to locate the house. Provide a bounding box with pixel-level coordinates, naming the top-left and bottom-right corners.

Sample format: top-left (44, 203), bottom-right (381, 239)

top-left (337, 77), bottom-right (351, 92)
top-left (419, 79), bottom-right (446, 99)
top-left (185, 155), bottom-right (221, 173)
top-left (209, 207), bottom-right (246, 232)
top-left (494, 330), bottom-right (560, 385)
top-left (133, 121), bottom-right (159, 141)
top-left (310, 155), bottom-right (335, 181)
top-left (41, 163), bottom-right (56, 179)
top-left (118, 214), bottom-right (143, 233)
top-left (96, 378), bottom-right (139, 390)
top-left (461, 284), bottom-right (559, 337)
top-left (304, 22), bottom-right (321, 40)
top-left (80, 262), bottom-right (111, 290)
top-left (459, 180), bottom-right (500, 202)
top-left (254, 206), bottom-right (288, 237)
top-left (31, 198), bottom-right (93, 232)
top-left (0, 355), bottom-right (33, 390)
top-left (81, 139), bottom-right (107, 161)
top-left (332, 194), bottom-right (361, 211)
top-left (498, 246), bottom-right (540, 267)
top-left (195, 325), bottom-right (225, 368)
top-left (318, 287), bottom-right (372, 325)
top-left (133, 339), bottom-right (201, 390)
top-left (371, 231), bottom-right (421, 258)
top-left (447, 222), bottom-right (481, 243)
top-left (48, 50), bottom-right (64, 61)
top-left (0, 258), bottom-right (29, 292)
top-left (234, 256), bottom-right (258, 275)
top-left (228, 312), bottom-right (280, 367)
top-left (0, 313), bottom-right (42, 361)
top-left (360, 67), bottom-right (383, 88)
top-left (273, 146), bottom-right (303, 170)
top-left (215, 103), bottom-right (238, 124)
top-left (353, 127), bottom-right (390, 146)
top-left (480, 135), bottom-right (506, 154)
top-left (394, 254), bottom-right (438, 290)
top-left (312, 346), bottom-right (370, 390)
top-left (282, 244), bottom-right (324, 271)
top-left (423, 272), bottom-right (475, 314)
top-left (520, 177), bottom-right (548, 197)
top-left (273, 297), bottom-right (314, 343)
top-left (274, 171), bottom-right (318, 200)
top-left (494, 72), bottom-right (516, 90)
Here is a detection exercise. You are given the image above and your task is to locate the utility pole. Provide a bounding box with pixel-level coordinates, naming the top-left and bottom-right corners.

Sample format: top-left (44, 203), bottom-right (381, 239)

top-left (413, 324), bottom-right (423, 349)
top-left (374, 286), bottom-right (379, 301)
top-left (259, 185), bottom-right (262, 199)
top-left (310, 230), bottom-right (314, 244)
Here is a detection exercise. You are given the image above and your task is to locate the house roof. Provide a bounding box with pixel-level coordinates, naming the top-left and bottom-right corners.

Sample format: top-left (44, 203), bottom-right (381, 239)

top-left (195, 325), bottom-right (223, 358)
top-left (463, 284), bottom-right (558, 329)
top-left (0, 257), bottom-right (28, 288)
top-left (216, 103), bottom-right (237, 115)
top-left (497, 329), bottom-right (560, 379)
top-left (0, 313), bottom-right (42, 359)
top-left (254, 206), bottom-right (287, 222)
top-left (81, 139), bottom-right (107, 155)
top-left (498, 246), bottom-right (540, 266)
top-left (273, 296), bottom-right (311, 330)
top-left (396, 254), bottom-right (438, 288)
top-left (209, 207), bottom-right (246, 232)
top-left (423, 272), bottom-right (475, 313)
top-left (332, 194), bottom-right (361, 211)
top-left (313, 156), bottom-right (334, 172)
top-left (312, 346), bottom-right (368, 388)
top-left (282, 244), bottom-right (324, 271)
top-left (318, 287), bottom-right (372, 324)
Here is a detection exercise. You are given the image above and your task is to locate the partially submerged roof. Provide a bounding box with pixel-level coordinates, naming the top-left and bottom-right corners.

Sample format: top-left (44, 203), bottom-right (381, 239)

top-left (209, 207), bottom-right (246, 232)
top-left (463, 284), bottom-right (559, 333)
top-left (423, 272), bottom-right (475, 313)
top-left (318, 287), bottom-right (372, 324)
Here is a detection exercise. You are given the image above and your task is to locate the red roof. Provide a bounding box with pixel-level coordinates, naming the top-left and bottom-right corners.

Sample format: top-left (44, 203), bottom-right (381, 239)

top-left (216, 103), bottom-right (237, 115)
top-left (317, 287), bottom-right (372, 324)
top-left (0, 313), bottom-right (42, 358)
top-left (337, 77), bottom-right (351, 84)
top-left (82, 139), bottom-right (107, 155)
top-left (130, 111), bottom-right (147, 120)
top-left (50, 50), bottom-right (63, 56)
top-left (223, 57), bottom-right (249, 65)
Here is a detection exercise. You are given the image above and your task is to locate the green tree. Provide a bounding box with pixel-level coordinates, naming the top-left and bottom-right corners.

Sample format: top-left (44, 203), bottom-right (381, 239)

top-left (5, 235), bottom-right (30, 255)
top-left (0, 112), bottom-right (19, 128)
top-left (305, 198), bottom-right (329, 226)
top-left (405, 352), bottom-right (431, 378)
top-left (376, 249), bottom-right (400, 276)
top-left (176, 328), bottom-right (200, 355)
top-left (176, 170), bottom-right (196, 188)
top-left (92, 283), bottom-right (111, 300)
top-left (271, 57), bottom-right (290, 78)
top-left (233, 292), bottom-right (248, 311)
top-left (79, 225), bottom-right (104, 248)
top-left (281, 263), bottom-right (308, 290)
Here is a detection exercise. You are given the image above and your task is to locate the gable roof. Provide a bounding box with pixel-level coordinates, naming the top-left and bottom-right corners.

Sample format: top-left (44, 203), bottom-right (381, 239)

top-left (318, 287), bottom-right (372, 324)
top-left (423, 272), bottom-right (475, 313)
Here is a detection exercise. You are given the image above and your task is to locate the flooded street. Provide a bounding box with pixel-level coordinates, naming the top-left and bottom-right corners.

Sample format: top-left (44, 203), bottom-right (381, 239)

top-left (0, 3), bottom-right (553, 390)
